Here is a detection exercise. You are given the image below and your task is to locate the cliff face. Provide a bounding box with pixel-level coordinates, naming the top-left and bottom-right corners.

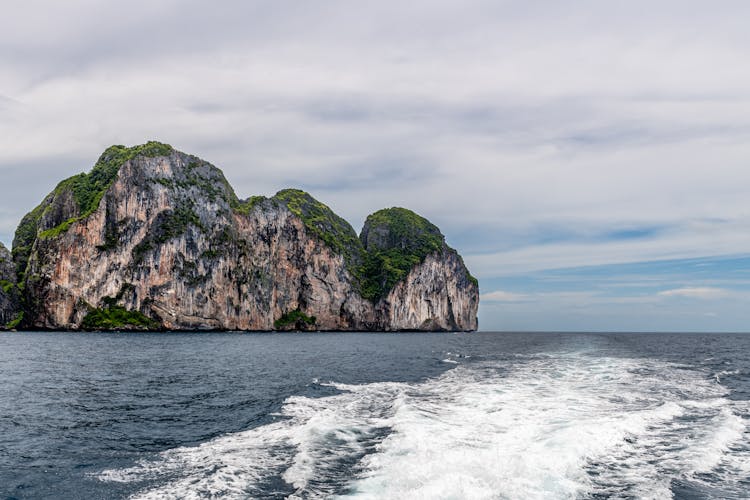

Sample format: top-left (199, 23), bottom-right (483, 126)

top-left (380, 251), bottom-right (479, 331)
top-left (13, 142), bottom-right (479, 331)
top-left (361, 207), bottom-right (479, 331)
top-left (0, 242), bottom-right (22, 328)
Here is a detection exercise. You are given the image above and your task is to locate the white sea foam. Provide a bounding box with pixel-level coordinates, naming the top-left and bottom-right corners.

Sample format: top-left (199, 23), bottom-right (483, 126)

top-left (98, 352), bottom-right (749, 499)
top-left (715, 368), bottom-right (741, 382)
top-left (339, 356), bottom-right (742, 500)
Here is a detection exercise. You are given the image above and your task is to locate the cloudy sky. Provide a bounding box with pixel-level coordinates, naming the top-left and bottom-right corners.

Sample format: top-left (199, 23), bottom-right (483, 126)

top-left (2, 0), bottom-right (749, 331)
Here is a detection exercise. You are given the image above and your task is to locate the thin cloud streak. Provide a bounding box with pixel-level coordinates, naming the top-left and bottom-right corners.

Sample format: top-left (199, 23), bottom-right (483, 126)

top-left (466, 218), bottom-right (750, 278)
top-left (480, 291), bottom-right (529, 302)
top-left (658, 287), bottom-right (729, 299)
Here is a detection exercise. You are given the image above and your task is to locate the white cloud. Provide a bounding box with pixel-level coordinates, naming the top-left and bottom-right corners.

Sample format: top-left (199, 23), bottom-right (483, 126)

top-left (480, 290), bottom-right (529, 302)
top-left (657, 287), bottom-right (729, 299)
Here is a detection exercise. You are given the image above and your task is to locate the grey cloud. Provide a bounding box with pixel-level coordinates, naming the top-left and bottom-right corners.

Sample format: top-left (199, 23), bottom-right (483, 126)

top-left (3, 0), bottom-right (750, 329)
top-left (286, 155), bottom-right (436, 193)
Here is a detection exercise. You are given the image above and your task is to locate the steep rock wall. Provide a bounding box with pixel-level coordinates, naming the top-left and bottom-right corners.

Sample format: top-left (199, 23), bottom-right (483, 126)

top-left (379, 250), bottom-right (479, 331)
top-left (0, 243), bottom-right (21, 328)
top-left (15, 143), bottom-right (478, 331)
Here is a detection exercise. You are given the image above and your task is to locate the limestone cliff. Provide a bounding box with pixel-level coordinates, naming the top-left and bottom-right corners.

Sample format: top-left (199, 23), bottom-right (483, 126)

top-left (12, 142), bottom-right (479, 331)
top-left (361, 208), bottom-right (479, 331)
top-left (0, 242), bottom-right (22, 328)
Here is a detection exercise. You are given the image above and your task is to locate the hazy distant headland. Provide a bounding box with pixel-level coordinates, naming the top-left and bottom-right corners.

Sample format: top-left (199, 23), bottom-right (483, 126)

top-left (0, 142), bottom-right (478, 332)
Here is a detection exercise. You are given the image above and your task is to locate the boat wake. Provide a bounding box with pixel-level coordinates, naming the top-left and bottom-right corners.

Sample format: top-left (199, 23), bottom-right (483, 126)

top-left (98, 352), bottom-right (750, 499)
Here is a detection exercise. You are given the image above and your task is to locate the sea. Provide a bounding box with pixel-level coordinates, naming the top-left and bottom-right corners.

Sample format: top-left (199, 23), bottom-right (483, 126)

top-left (0, 331), bottom-right (748, 499)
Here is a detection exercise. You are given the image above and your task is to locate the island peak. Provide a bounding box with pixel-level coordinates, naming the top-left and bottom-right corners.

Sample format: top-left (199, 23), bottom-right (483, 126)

top-left (7, 142), bottom-right (478, 331)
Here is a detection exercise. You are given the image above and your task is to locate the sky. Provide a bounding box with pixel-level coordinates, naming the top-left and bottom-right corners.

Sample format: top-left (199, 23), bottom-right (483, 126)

top-left (1, 0), bottom-right (749, 331)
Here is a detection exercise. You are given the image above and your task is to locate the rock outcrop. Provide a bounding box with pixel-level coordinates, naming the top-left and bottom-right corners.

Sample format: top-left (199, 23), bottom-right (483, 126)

top-left (361, 208), bottom-right (478, 331)
top-left (11, 142), bottom-right (479, 331)
top-left (0, 242), bottom-right (22, 328)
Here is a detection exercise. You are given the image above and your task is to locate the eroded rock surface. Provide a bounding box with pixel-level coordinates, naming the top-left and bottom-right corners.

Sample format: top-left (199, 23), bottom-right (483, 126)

top-left (13, 142), bottom-right (479, 331)
top-left (0, 242), bottom-right (21, 328)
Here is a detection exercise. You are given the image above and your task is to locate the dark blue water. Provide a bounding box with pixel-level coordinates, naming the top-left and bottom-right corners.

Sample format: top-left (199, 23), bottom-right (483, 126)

top-left (1, 332), bottom-right (748, 499)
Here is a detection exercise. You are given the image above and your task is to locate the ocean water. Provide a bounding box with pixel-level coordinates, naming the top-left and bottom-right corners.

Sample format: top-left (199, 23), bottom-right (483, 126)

top-left (0, 332), bottom-right (748, 499)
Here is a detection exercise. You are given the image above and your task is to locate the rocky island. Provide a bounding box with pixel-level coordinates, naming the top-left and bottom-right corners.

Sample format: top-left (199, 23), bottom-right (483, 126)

top-left (1, 142), bottom-right (478, 331)
top-left (0, 242), bottom-right (22, 328)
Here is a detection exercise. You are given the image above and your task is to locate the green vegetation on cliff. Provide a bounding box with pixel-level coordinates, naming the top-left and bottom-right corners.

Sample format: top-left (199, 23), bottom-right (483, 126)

top-left (80, 284), bottom-right (157, 330)
top-left (0, 242), bottom-right (22, 328)
top-left (12, 202), bottom-right (47, 282)
top-left (13, 141), bottom-right (175, 281)
top-left (0, 279), bottom-right (14, 294)
top-left (361, 207), bottom-right (444, 253)
top-left (272, 189), bottom-right (365, 268)
top-left (54, 141), bottom-right (175, 226)
top-left (231, 195), bottom-right (267, 215)
top-left (274, 308), bottom-right (317, 329)
top-left (0, 278), bottom-right (22, 329)
top-left (38, 217), bottom-right (77, 239)
top-left (359, 208), bottom-right (446, 300)
top-left (81, 306), bottom-right (159, 330)
top-left (265, 191), bottom-right (475, 301)
top-left (5, 312), bottom-right (23, 329)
